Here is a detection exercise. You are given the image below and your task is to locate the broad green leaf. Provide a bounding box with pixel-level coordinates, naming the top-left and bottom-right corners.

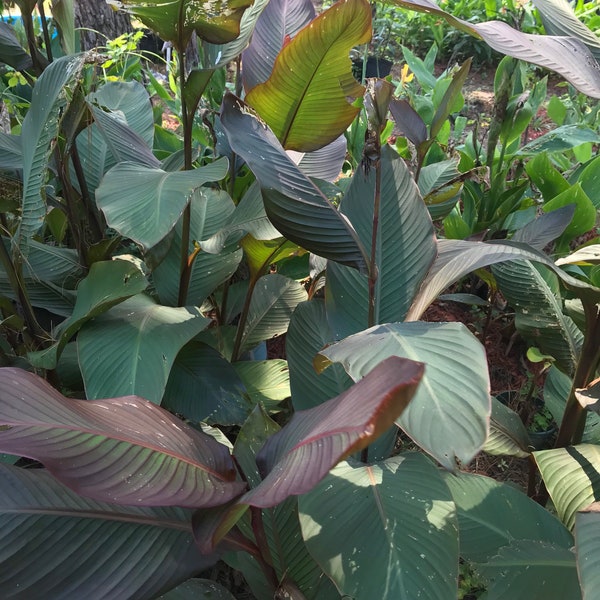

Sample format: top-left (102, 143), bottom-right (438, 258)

top-left (575, 504), bottom-right (600, 600)
top-left (240, 273), bottom-right (308, 352)
top-left (233, 359), bottom-right (291, 411)
top-left (52, 0), bottom-right (75, 54)
top-left (286, 299), bottom-right (354, 411)
top-left (157, 579), bottom-right (237, 599)
top-left (533, 0), bottom-right (600, 61)
top-left (578, 155), bottom-right (600, 209)
top-left (88, 80), bottom-right (155, 148)
top-left (245, 0), bottom-right (370, 151)
top-left (0, 369), bottom-right (245, 507)
top-left (152, 188), bottom-right (243, 306)
top-left (393, 0), bottom-right (600, 98)
top-left (492, 260), bottom-right (583, 375)
top-left (0, 465), bottom-right (215, 599)
top-left (0, 21), bottom-right (32, 70)
top-left (16, 54), bottom-right (86, 253)
top-left (476, 540), bottom-right (580, 600)
top-left (28, 260), bottom-right (148, 370)
top-left (0, 131), bottom-right (21, 170)
top-left (444, 471), bottom-right (573, 563)
top-left (163, 342), bottom-right (251, 426)
top-left (407, 239), bottom-right (600, 321)
top-left (326, 146), bottom-right (437, 335)
top-left (78, 294), bottom-right (211, 403)
top-left (317, 322), bottom-right (490, 470)
top-left (518, 125), bottom-right (600, 155)
top-left (417, 158), bottom-right (464, 220)
top-left (299, 454), bottom-right (458, 600)
top-left (534, 444), bottom-right (600, 529)
top-left (90, 105), bottom-right (159, 168)
top-left (241, 236), bottom-right (305, 278)
top-left (484, 397), bottom-right (531, 458)
top-left (117, 0), bottom-right (254, 46)
top-left (543, 184), bottom-right (596, 245)
top-left (241, 356), bottom-right (424, 507)
top-left (95, 159), bottom-right (228, 251)
top-left (241, 0), bottom-right (315, 90)
top-left (220, 93), bottom-right (368, 273)
top-left (0, 237), bottom-right (82, 316)
top-left (199, 181), bottom-right (280, 254)
top-left (525, 153), bottom-right (570, 201)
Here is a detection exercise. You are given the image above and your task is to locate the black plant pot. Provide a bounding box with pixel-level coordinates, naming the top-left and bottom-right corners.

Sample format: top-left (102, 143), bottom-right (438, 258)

top-left (352, 56), bottom-right (393, 81)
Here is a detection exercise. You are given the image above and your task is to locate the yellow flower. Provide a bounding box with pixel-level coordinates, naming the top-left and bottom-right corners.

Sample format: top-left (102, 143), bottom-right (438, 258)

top-left (401, 64), bottom-right (414, 86)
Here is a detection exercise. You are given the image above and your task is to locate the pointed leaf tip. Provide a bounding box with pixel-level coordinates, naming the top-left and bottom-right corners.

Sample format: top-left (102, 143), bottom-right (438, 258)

top-left (241, 356), bottom-right (424, 507)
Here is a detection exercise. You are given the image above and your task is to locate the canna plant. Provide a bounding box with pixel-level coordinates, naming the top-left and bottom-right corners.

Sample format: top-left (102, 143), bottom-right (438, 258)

top-left (0, 0), bottom-right (600, 597)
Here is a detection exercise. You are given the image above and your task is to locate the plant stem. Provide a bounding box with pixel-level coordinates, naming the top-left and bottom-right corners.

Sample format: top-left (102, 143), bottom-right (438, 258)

top-left (177, 47), bottom-right (193, 307)
top-left (250, 506), bottom-right (279, 591)
top-left (367, 143), bottom-right (381, 330)
top-left (0, 240), bottom-right (47, 349)
top-left (554, 302), bottom-right (600, 448)
top-left (230, 276), bottom-right (257, 363)
top-left (37, 1), bottom-right (53, 63)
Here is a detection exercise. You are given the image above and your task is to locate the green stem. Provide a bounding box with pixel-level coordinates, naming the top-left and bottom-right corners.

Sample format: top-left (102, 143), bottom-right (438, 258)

top-left (367, 146), bottom-right (381, 330)
top-left (177, 47), bottom-right (193, 307)
top-left (230, 276), bottom-right (257, 363)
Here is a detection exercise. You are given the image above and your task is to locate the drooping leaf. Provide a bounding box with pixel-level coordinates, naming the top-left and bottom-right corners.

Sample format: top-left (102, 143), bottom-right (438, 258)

top-left (444, 471), bottom-right (573, 563)
top-left (290, 135), bottom-right (348, 182)
top-left (245, 0), bottom-right (371, 151)
top-left (492, 260), bottom-right (583, 375)
top-left (241, 0), bottom-right (316, 91)
top-left (533, 0), bottom-right (600, 61)
top-left (239, 273), bottom-right (308, 352)
top-left (241, 356), bottom-right (424, 507)
top-left (0, 465), bottom-right (216, 599)
top-left (152, 188), bottom-right (243, 306)
top-left (286, 299), bottom-right (354, 411)
top-left (95, 158), bottom-right (228, 251)
top-left (483, 396), bottom-right (531, 458)
top-left (16, 54), bottom-right (86, 254)
top-left (534, 444), bottom-right (600, 529)
top-left (28, 260), bottom-right (148, 370)
top-left (575, 378), bottom-right (600, 414)
top-left (117, 0), bottom-right (254, 46)
top-left (0, 21), bottom-right (33, 70)
top-left (0, 369), bottom-right (246, 507)
top-left (393, 0), bottom-right (600, 98)
top-left (476, 540), bottom-right (581, 600)
top-left (518, 125), bottom-right (600, 155)
top-left (90, 105), bottom-right (159, 168)
top-left (389, 98), bottom-right (428, 147)
top-left (317, 322), bottom-right (490, 470)
top-left (325, 146), bottom-right (437, 336)
top-left (220, 93), bottom-right (369, 273)
top-left (407, 239), bottom-right (600, 321)
top-left (77, 294), bottom-right (211, 403)
top-left (76, 80), bottom-right (156, 193)
top-left (575, 504), bottom-right (600, 600)
top-left (556, 245), bottom-right (600, 267)
top-left (299, 454), bottom-right (458, 600)
top-left (163, 342), bottom-right (251, 426)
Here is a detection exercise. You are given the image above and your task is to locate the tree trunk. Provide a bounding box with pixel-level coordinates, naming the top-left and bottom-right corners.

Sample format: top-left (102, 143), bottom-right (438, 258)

top-left (74, 0), bottom-right (132, 51)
